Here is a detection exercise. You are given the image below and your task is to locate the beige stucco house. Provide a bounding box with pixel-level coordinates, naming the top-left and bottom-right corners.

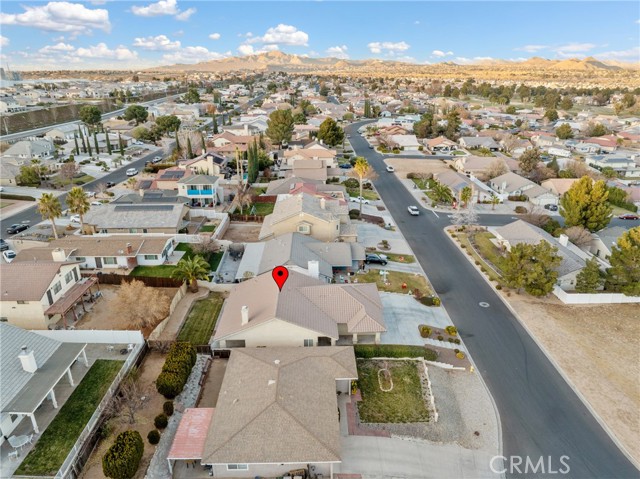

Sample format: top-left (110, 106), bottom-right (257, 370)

top-left (213, 270), bottom-right (385, 348)
top-left (259, 193), bottom-right (357, 242)
top-left (82, 204), bottom-right (189, 235)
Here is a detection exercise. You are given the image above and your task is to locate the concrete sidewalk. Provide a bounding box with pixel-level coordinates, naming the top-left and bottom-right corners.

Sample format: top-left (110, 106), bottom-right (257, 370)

top-left (158, 289), bottom-right (209, 341)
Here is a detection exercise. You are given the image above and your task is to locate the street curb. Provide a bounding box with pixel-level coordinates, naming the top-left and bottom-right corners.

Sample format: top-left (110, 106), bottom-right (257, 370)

top-left (444, 225), bottom-right (640, 471)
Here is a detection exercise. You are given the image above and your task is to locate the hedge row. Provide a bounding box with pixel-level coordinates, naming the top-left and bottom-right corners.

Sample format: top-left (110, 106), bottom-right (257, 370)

top-left (0, 193), bottom-right (36, 201)
top-left (354, 344), bottom-right (438, 361)
top-left (102, 430), bottom-right (144, 479)
top-left (155, 342), bottom-right (196, 399)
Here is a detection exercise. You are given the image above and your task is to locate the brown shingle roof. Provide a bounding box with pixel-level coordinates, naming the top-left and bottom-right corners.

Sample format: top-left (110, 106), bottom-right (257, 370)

top-left (0, 262), bottom-right (72, 301)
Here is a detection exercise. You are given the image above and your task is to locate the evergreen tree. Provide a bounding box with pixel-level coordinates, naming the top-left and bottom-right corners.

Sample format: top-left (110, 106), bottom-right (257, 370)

top-left (73, 134), bottom-right (80, 155)
top-left (606, 227), bottom-right (640, 296)
top-left (106, 132), bottom-right (112, 155)
top-left (364, 99), bottom-right (372, 118)
top-left (79, 128), bottom-right (87, 154)
top-left (118, 133), bottom-right (125, 155)
top-left (265, 109), bottom-right (294, 147)
top-left (187, 137), bottom-right (194, 159)
top-left (560, 177), bottom-right (612, 232)
top-left (555, 123), bottom-right (574, 139)
top-left (212, 114), bottom-right (219, 134)
top-left (317, 118), bottom-right (345, 147)
top-left (247, 139), bottom-right (259, 183)
top-left (175, 131), bottom-right (181, 152)
top-left (575, 258), bottom-right (604, 293)
top-left (503, 241), bottom-right (561, 296)
top-left (93, 131), bottom-right (100, 155)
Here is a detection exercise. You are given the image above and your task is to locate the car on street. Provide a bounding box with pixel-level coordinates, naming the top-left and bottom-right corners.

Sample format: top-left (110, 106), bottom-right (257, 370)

top-left (544, 204), bottom-right (558, 211)
top-left (386, 165), bottom-right (395, 172)
top-left (346, 134), bottom-right (351, 138)
top-left (0, 238), bottom-right (8, 251)
top-left (6, 224), bottom-right (28, 234)
top-left (106, 181), bottom-right (116, 188)
top-left (407, 205), bottom-right (420, 216)
top-left (126, 168), bottom-right (139, 176)
top-left (368, 144), bottom-right (374, 149)
top-left (618, 213), bottom-right (639, 220)
top-left (90, 201), bottom-right (102, 206)
top-left (0, 186), bottom-right (4, 192)
top-left (350, 196), bottom-right (370, 204)
top-left (339, 163), bottom-right (352, 169)
top-left (152, 156), bottom-right (163, 163)
top-left (365, 253), bottom-right (388, 265)
top-left (3, 250), bottom-right (17, 263)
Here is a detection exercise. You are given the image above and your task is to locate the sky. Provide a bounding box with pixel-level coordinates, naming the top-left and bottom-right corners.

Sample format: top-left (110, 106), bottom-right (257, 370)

top-left (0, 1), bottom-right (639, 70)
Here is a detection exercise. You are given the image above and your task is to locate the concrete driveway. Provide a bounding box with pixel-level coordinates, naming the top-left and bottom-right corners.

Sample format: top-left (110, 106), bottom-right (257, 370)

top-left (380, 292), bottom-right (453, 345)
top-left (357, 222), bottom-right (413, 255)
top-left (337, 435), bottom-right (500, 479)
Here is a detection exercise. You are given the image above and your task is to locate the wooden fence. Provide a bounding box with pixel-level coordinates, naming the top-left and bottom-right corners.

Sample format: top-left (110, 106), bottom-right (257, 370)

top-left (84, 272), bottom-right (183, 288)
top-left (229, 214), bottom-right (266, 222)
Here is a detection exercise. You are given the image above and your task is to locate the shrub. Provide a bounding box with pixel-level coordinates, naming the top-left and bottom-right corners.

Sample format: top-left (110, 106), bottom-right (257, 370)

top-left (451, 233), bottom-right (457, 238)
top-left (163, 401), bottom-right (174, 417)
top-left (480, 266), bottom-right (487, 272)
top-left (354, 344), bottom-right (438, 361)
top-left (147, 430), bottom-right (160, 445)
top-left (102, 430), bottom-right (144, 479)
top-left (448, 338), bottom-right (454, 343)
top-left (461, 244), bottom-right (466, 248)
top-left (507, 194), bottom-right (528, 202)
top-left (437, 335), bottom-right (444, 341)
top-left (419, 296), bottom-right (441, 307)
top-left (418, 325), bottom-right (432, 338)
top-left (445, 325), bottom-right (458, 336)
top-left (514, 206), bottom-right (527, 214)
top-left (156, 342), bottom-right (196, 399)
top-left (454, 339), bottom-right (461, 344)
top-left (456, 352), bottom-right (466, 359)
top-left (349, 209), bottom-right (361, 220)
top-left (418, 145), bottom-right (424, 151)
top-left (342, 178), bottom-right (359, 189)
top-left (154, 414), bottom-right (168, 429)
top-left (351, 380), bottom-right (358, 395)
top-left (454, 349), bottom-right (460, 354)
top-left (475, 260), bottom-right (480, 265)
top-left (496, 284), bottom-right (503, 290)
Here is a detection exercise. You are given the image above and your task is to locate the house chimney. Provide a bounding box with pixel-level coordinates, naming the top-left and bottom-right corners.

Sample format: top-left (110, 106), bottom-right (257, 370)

top-left (241, 306), bottom-right (249, 325)
top-left (307, 260), bottom-right (320, 279)
top-left (126, 243), bottom-right (133, 254)
top-left (51, 248), bottom-right (66, 262)
top-left (501, 181), bottom-right (507, 193)
top-left (558, 234), bottom-right (569, 247)
top-left (18, 346), bottom-right (38, 373)
top-left (320, 197), bottom-right (326, 210)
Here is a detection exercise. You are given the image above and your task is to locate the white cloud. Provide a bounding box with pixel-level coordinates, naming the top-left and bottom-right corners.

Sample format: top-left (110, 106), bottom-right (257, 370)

top-left (594, 46), bottom-right (640, 61)
top-left (515, 44), bottom-right (548, 53)
top-left (454, 56), bottom-right (496, 65)
top-left (38, 42), bottom-right (75, 54)
top-left (367, 41), bottom-right (410, 55)
top-left (76, 43), bottom-right (138, 61)
top-left (636, 19), bottom-right (640, 24)
top-left (133, 35), bottom-right (180, 51)
top-left (237, 44), bottom-right (279, 56)
top-left (131, 0), bottom-right (195, 21)
top-left (175, 7), bottom-right (195, 21)
top-left (162, 46), bottom-right (231, 64)
top-left (209, 33), bottom-right (221, 40)
top-left (238, 44), bottom-right (255, 56)
top-left (326, 45), bottom-right (349, 59)
top-left (553, 42), bottom-right (596, 57)
top-left (246, 24), bottom-right (308, 47)
top-left (431, 50), bottom-right (453, 58)
top-left (0, 36), bottom-right (8, 47)
top-left (0, 2), bottom-right (110, 35)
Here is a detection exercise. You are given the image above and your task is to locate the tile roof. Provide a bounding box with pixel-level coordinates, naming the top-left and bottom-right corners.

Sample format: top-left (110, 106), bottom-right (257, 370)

top-left (202, 347), bottom-right (356, 465)
top-left (214, 270), bottom-right (385, 341)
top-left (168, 408), bottom-right (215, 460)
top-left (0, 262), bottom-right (72, 301)
top-left (83, 204), bottom-right (187, 230)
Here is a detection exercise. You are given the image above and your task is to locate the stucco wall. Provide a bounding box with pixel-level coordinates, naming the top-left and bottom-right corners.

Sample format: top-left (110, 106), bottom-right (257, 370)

top-left (220, 318), bottom-right (332, 348)
top-left (211, 462), bottom-right (333, 478)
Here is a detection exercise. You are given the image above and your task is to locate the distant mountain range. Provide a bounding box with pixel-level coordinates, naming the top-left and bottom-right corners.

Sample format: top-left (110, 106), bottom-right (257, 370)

top-left (149, 51), bottom-right (639, 73)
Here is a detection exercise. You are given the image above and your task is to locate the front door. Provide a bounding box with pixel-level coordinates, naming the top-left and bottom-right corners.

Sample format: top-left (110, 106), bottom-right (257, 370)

top-left (95, 257), bottom-right (102, 268)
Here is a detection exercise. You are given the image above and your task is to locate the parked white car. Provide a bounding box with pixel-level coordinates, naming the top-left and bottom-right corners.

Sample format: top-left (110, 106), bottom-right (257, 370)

top-left (386, 165), bottom-right (395, 172)
top-left (2, 250), bottom-right (17, 263)
top-left (350, 196), bottom-right (370, 204)
top-left (90, 201), bottom-right (102, 206)
top-left (70, 215), bottom-right (81, 223)
top-left (126, 168), bottom-right (139, 176)
top-left (407, 205), bottom-right (420, 216)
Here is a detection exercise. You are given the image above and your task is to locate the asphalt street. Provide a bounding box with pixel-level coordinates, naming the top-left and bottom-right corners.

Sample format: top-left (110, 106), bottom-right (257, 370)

top-left (347, 122), bottom-right (639, 479)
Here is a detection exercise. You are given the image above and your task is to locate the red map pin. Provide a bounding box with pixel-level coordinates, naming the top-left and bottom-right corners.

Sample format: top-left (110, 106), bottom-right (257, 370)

top-left (272, 266), bottom-right (289, 291)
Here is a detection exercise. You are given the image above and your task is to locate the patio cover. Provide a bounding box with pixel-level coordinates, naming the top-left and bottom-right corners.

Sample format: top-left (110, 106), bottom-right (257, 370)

top-left (168, 408), bottom-right (215, 460)
top-left (44, 276), bottom-right (98, 316)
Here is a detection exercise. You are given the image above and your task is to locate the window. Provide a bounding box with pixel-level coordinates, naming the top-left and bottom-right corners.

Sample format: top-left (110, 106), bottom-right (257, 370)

top-left (303, 339), bottom-right (313, 347)
top-left (297, 224), bottom-right (310, 234)
top-left (103, 257), bottom-right (117, 265)
top-left (128, 228), bottom-right (138, 234)
top-left (226, 464), bottom-right (248, 471)
top-left (64, 271), bottom-right (74, 284)
top-left (0, 317), bottom-right (7, 322)
top-left (52, 281), bottom-right (62, 294)
top-left (75, 257), bottom-right (86, 262)
top-left (17, 300), bottom-right (27, 305)
top-left (144, 255), bottom-right (158, 260)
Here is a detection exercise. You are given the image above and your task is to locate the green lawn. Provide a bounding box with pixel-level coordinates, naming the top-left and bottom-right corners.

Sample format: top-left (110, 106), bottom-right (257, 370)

top-left (234, 202), bottom-right (275, 216)
top-left (52, 174), bottom-right (95, 187)
top-left (130, 265), bottom-right (176, 277)
top-left (454, 232), bottom-right (503, 283)
top-left (357, 360), bottom-right (430, 423)
top-left (347, 188), bottom-right (380, 201)
top-left (200, 224), bottom-right (217, 233)
top-left (371, 251), bottom-right (415, 263)
top-left (410, 178), bottom-right (433, 190)
top-left (0, 201), bottom-right (11, 209)
top-left (452, 150), bottom-right (466, 156)
top-left (16, 360), bottom-right (124, 476)
top-left (177, 293), bottom-right (224, 344)
top-left (471, 232), bottom-right (507, 274)
top-left (357, 269), bottom-right (432, 295)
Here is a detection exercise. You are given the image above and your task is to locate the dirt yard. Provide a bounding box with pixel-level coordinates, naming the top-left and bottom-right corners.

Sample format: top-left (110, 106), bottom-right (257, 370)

top-left (384, 157), bottom-right (453, 178)
top-left (76, 285), bottom-right (178, 337)
top-left (80, 351), bottom-right (167, 479)
top-left (222, 222), bottom-right (263, 242)
top-left (505, 294), bottom-right (640, 463)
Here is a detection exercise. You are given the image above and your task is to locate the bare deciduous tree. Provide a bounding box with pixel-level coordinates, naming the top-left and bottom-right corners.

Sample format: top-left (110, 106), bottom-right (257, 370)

top-left (192, 236), bottom-right (220, 255)
top-left (104, 367), bottom-right (149, 425)
top-left (95, 182), bottom-right (108, 196)
top-left (565, 226), bottom-right (593, 246)
top-left (485, 158), bottom-right (509, 180)
top-left (59, 162), bottom-right (80, 183)
top-left (112, 280), bottom-right (170, 329)
top-left (498, 133), bottom-right (520, 155)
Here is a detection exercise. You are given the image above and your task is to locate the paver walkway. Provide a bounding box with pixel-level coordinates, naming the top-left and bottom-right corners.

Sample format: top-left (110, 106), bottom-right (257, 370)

top-left (158, 289), bottom-right (209, 341)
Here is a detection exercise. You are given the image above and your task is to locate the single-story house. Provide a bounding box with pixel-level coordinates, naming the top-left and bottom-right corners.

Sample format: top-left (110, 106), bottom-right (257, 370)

top-left (0, 323), bottom-right (89, 445)
top-left (12, 236), bottom-right (176, 269)
top-left (587, 226), bottom-right (626, 261)
top-left (489, 172), bottom-right (558, 206)
top-left (492, 220), bottom-right (587, 290)
top-left (0, 261), bottom-right (97, 329)
top-left (167, 347), bottom-right (357, 478)
top-left (389, 134), bottom-right (421, 151)
top-left (434, 170), bottom-right (496, 203)
top-left (541, 178), bottom-right (581, 198)
top-left (213, 270), bottom-right (386, 348)
top-left (2, 139), bottom-right (55, 161)
top-left (459, 136), bottom-right (500, 151)
top-left (236, 232), bottom-right (365, 282)
top-left (82, 204), bottom-right (189, 235)
top-left (426, 136), bottom-right (457, 153)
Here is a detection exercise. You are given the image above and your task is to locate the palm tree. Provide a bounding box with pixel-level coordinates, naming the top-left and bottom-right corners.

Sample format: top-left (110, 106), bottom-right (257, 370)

top-left (66, 187), bottom-right (90, 232)
top-left (37, 193), bottom-right (62, 239)
top-left (351, 157), bottom-right (377, 214)
top-left (431, 182), bottom-right (453, 205)
top-left (172, 255), bottom-right (210, 292)
top-left (460, 186), bottom-right (472, 208)
top-left (490, 194), bottom-right (500, 211)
